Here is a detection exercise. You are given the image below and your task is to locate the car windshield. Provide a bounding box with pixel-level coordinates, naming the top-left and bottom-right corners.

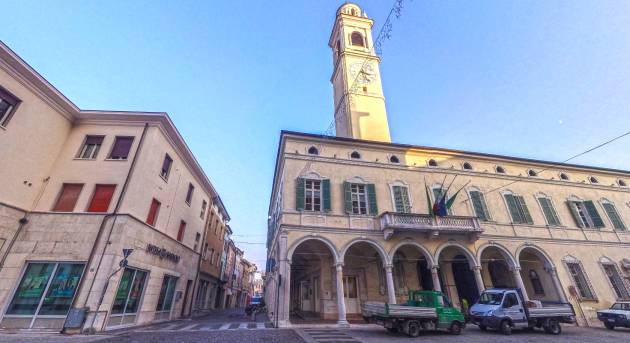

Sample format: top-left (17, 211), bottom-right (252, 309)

top-left (478, 292), bottom-right (504, 305)
top-left (611, 303), bottom-right (630, 310)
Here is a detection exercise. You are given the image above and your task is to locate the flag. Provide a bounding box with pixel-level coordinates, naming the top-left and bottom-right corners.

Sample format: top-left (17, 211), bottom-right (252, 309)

top-left (424, 178), bottom-right (434, 216)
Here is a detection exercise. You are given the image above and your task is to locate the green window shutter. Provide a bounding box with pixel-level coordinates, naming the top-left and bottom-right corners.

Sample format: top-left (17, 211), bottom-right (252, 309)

top-left (400, 186), bottom-right (411, 213)
top-left (470, 191), bottom-right (488, 221)
top-left (505, 194), bottom-right (523, 224)
top-left (603, 203), bottom-right (626, 230)
top-left (539, 198), bottom-right (560, 226)
top-left (322, 179), bottom-right (331, 212)
top-left (567, 201), bottom-right (585, 228)
top-left (583, 200), bottom-right (605, 228)
top-left (367, 183), bottom-right (378, 215)
top-left (517, 195), bottom-right (533, 224)
top-left (343, 182), bottom-right (353, 214)
top-left (296, 178), bottom-right (305, 211)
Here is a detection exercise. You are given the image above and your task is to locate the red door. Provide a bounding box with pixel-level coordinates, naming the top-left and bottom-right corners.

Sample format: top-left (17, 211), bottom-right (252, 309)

top-left (87, 185), bottom-right (116, 212)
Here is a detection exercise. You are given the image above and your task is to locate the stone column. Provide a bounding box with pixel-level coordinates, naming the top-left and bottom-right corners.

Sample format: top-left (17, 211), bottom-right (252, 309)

top-left (384, 264), bottom-right (396, 304)
top-left (431, 266), bottom-right (442, 293)
top-left (512, 266), bottom-right (530, 302)
top-left (549, 267), bottom-right (568, 303)
top-left (277, 233), bottom-right (291, 327)
top-left (335, 263), bottom-right (349, 327)
top-left (473, 266), bottom-right (485, 292)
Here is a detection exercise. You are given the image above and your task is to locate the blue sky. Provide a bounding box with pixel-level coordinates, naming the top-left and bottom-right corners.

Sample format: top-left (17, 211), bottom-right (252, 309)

top-left (3, 1), bottom-right (630, 268)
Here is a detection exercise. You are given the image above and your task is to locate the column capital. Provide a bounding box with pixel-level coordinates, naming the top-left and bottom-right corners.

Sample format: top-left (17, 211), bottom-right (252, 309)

top-left (384, 264), bottom-right (393, 271)
top-left (473, 265), bottom-right (482, 271)
top-left (335, 262), bottom-right (344, 271)
top-left (431, 265), bottom-right (440, 271)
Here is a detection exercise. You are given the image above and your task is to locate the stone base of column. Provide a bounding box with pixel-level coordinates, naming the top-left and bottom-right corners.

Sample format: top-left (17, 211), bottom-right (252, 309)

top-left (277, 319), bottom-right (290, 328)
top-left (337, 320), bottom-right (350, 327)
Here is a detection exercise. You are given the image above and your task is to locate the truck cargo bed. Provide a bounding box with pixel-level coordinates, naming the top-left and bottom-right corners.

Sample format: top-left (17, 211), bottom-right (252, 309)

top-left (527, 303), bottom-right (574, 318)
top-left (362, 301), bottom-right (437, 319)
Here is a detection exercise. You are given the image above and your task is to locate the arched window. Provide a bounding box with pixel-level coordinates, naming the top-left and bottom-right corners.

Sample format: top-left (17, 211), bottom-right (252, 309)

top-left (559, 172), bottom-right (570, 181)
top-left (589, 176), bottom-right (599, 184)
top-left (529, 270), bottom-right (545, 295)
top-left (350, 151), bottom-right (361, 159)
top-left (618, 179), bottom-right (627, 187)
top-left (307, 146), bottom-right (318, 155)
top-left (462, 162), bottom-right (473, 170)
top-left (389, 155), bottom-right (400, 163)
top-left (351, 32), bottom-right (365, 47)
top-left (428, 159), bottom-right (438, 167)
top-left (528, 169), bottom-right (538, 177)
top-left (495, 166), bottom-right (506, 174)
top-left (350, 8), bottom-right (357, 16)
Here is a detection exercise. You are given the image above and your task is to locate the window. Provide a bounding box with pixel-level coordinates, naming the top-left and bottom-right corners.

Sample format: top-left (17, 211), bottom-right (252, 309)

top-left (77, 135), bottom-right (104, 159)
top-left (391, 185), bottom-right (411, 213)
top-left (349, 183), bottom-right (367, 214)
top-left (0, 85), bottom-right (20, 127)
top-left (503, 192), bottom-right (533, 224)
top-left (602, 263), bottom-right (630, 300)
top-left (87, 185), bottom-right (116, 212)
top-left (296, 178), bottom-right (331, 212)
top-left (565, 261), bottom-right (595, 300)
top-left (307, 146), bottom-right (318, 155)
top-left (350, 32), bottom-right (365, 47)
top-left (462, 162), bottom-right (473, 170)
top-left (529, 270), bottom-right (545, 295)
top-left (503, 293), bottom-right (519, 308)
top-left (305, 179), bottom-right (322, 211)
top-left (108, 136), bottom-right (134, 160)
top-left (567, 200), bottom-right (605, 228)
top-left (343, 181), bottom-right (377, 215)
top-left (537, 195), bottom-right (561, 226)
top-left (6, 263), bottom-right (85, 319)
top-left (389, 155), bottom-right (400, 163)
top-left (496, 166), bottom-right (506, 173)
top-left (160, 154), bottom-right (173, 180)
top-left (200, 200), bottom-right (207, 219)
top-left (146, 198), bottom-right (161, 226)
top-left (469, 189), bottom-right (490, 221)
top-left (156, 275), bottom-right (178, 312)
top-left (177, 221), bottom-right (187, 242)
top-left (589, 176), bottom-right (599, 184)
top-left (619, 179), bottom-right (628, 187)
top-left (428, 159), bottom-right (438, 167)
top-left (528, 169), bottom-right (538, 177)
top-left (194, 232), bottom-right (201, 251)
top-left (110, 268), bottom-right (148, 325)
top-left (432, 186), bottom-right (453, 215)
top-left (185, 183), bottom-right (194, 205)
top-left (52, 183), bottom-right (83, 212)
top-left (559, 173), bottom-right (570, 181)
top-left (350, 151), bottom-right (361, 159)
top-left (601, 200), bottom-right (626, 230)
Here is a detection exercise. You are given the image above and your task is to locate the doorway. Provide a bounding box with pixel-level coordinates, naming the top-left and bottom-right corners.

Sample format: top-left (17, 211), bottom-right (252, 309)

top-left (343, 276), bottom-right (359, 314)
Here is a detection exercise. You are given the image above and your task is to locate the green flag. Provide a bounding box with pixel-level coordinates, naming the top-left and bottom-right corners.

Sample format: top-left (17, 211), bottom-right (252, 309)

top-left (424, 178), bottom-right (434, 216)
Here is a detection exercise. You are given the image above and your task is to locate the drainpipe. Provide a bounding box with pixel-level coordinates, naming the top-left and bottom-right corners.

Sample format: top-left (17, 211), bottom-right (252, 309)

top-left (70, 123), bottom-right (149, 330)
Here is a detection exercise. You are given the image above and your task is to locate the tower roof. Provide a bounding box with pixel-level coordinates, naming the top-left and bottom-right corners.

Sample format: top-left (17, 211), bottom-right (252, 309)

top-left (337, 2), bottom-right (363, 17)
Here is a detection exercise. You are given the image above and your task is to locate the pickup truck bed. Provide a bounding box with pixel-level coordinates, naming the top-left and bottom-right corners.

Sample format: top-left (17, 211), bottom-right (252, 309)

top-left (362, 301), bottom-right (437, 319)
top-left (528, 303), bottom-right (574, 319)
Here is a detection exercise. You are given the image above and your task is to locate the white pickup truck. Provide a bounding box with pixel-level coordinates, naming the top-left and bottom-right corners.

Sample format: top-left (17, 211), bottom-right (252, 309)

top-left (597, 302), bottom-right (630, 330)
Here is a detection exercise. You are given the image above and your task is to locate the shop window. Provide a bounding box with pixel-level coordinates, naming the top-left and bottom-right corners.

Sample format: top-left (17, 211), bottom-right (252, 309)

top-left (156, 275), bottom-right (178, 312)
top-left (77, 135), bottom-right (104, 159)
top-left (52, 183), bottom-right (84, 212)
top-left (87, 184), bottom-right (116, 212)
top-left (108, 136), bottom-right (134, 160)
top-left (109, 268), bottom-right (148, 327)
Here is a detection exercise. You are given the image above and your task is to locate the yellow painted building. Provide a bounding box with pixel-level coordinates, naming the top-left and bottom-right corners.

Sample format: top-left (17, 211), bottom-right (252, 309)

top-left (265, 3), bottom-right (630, 328)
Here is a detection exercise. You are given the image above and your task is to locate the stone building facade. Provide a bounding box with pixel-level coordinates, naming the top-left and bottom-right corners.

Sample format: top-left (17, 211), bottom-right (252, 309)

top-left (265, 3), bottom-right (630, 328)
top-left (0, 41), bottom-right (230, 332)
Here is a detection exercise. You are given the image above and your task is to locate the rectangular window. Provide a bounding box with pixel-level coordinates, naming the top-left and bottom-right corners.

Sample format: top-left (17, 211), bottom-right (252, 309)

top-left (602, 202), bottom-right (626, 230)
top-left (210, 248), bottom-right (215, 264)
top-left (185, 183), bottom-right (194, 205)
top-left (6, 262), bottom-right (85, 318)
top-left (392, 185), bottom-right (411, 213)
top-left (351, 184), bottom-right (368, 215)
top-left (52, 183), bottom-right (84, 212)
top-left (76, 135), bottom-right (104, 159)
top-left (160, 154), bottom-right (173, 180)
top-left (156, 275), bottom-right (178, 312)
top-left (305, 180), bottom-right (322, 211)
top-left (87, 184), bottom-right (116, 212)
top-left (0, 85), bottom-right (20, 127)
top-left (568, 200), bottom-right (605, 229)
top-left (111, 268), bottom-right (148, 316)
top-left (177, 220), bottom-right (187, 242)
top-left (194, 232), bottom-right (201, 251)
top-left (504, 193), bottom-right (533, 224)
top-left (108, 136), bottom-right (134, 160)
top-left (566, 262), bottom-right (595, 300)
top-left (538, 197), bottom-right (561, 226)
top-left (602, 264), bottom-right (630, 300)
top-left (200, 200), bottom-right (207, 219)
top-left (470, 190), bottom-right (490, 221)
top-left (146, 198), bottom-right (161, 226)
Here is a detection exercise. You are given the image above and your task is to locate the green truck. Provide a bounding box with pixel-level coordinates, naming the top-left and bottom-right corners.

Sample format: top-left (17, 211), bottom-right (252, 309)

top-left (362, 290), bottom-right (465, 337)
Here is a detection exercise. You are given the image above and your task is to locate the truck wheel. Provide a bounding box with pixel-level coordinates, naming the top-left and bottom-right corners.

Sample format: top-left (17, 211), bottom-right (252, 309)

top-left (543, 320), bottom-right (561, 335)
top-left (408, 321), bottom-right (421, 337)
top-left (479, 325), bottom-right (487, 331)
top-left (450, 321), bottom-right (463, 335)
top-left (604, 322), bottom-right (615, 330)
top-left (500, 320), bottom-right (512, 335)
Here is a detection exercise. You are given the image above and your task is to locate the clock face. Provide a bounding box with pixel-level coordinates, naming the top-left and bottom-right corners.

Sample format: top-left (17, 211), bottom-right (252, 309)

top-left (349, 62), bottom-right (376, 84)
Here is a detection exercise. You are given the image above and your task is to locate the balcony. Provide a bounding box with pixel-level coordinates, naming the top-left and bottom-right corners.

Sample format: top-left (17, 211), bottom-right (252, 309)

top-left (379, 212), bottom-right (483, 241)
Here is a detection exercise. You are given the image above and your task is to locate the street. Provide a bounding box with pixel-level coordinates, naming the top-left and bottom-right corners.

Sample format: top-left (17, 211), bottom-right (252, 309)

top-left (1, 309), bottom-right (629, 343)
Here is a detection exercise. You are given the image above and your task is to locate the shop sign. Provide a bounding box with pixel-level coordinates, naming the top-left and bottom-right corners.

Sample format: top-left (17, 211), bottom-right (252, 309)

top-left (146, 244), bottom-right (181, 263)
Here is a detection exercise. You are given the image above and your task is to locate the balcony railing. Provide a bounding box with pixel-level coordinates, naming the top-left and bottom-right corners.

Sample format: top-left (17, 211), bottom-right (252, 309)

top-left (379, 212), bottom-right (483, 240)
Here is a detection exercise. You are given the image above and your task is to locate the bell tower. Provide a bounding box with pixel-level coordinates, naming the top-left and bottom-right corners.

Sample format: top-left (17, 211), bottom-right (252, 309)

top-left (329, 3), bottom-right (391, 142)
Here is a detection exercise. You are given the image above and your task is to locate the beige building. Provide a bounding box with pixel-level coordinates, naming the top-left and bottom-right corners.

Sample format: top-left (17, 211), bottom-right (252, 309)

top-left (265, 3), bottom-right (630, 328)
top-left (0, 41), bottom-right (230, 332)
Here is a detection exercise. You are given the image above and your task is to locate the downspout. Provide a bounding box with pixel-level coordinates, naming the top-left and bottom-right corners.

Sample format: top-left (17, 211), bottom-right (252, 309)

top-left (71, 123), bottom-right (149, 314)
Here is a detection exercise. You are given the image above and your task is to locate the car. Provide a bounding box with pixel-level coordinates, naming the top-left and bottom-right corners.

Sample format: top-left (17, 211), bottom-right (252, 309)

top-left (597, 302), bottom-right (630, 330)
top-left (245, 296), bottom-right (265, 316)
